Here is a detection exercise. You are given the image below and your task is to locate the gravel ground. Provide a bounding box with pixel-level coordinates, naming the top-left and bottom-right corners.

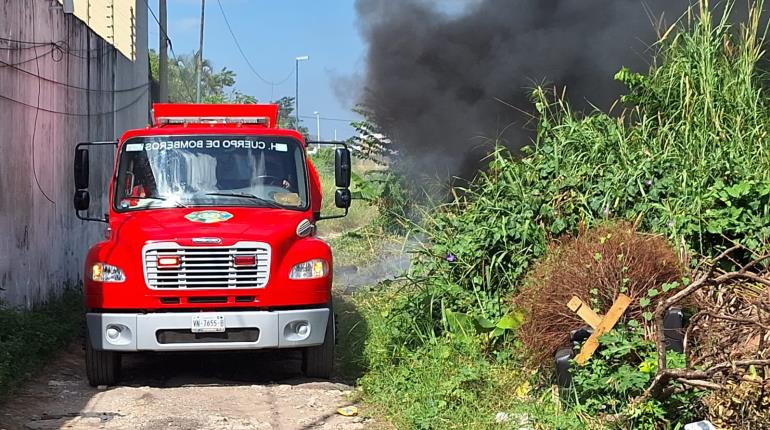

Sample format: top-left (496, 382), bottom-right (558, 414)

top-left (0, 342), bottom-right (375, 430)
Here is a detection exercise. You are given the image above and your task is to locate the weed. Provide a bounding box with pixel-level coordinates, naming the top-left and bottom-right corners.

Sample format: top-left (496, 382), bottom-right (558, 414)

top-left (353, 285), bottom-right (585, 430)
top-left (0, 286), bottom-right (83, 398)
top-left (311, 149), bottom-right (382, 237)
top-left (569, 326), bottom-right (702, 429)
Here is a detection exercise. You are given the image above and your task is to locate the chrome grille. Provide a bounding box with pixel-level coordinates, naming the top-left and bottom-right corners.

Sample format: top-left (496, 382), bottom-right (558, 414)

top-left (143, 242), bottom-right (270, 289)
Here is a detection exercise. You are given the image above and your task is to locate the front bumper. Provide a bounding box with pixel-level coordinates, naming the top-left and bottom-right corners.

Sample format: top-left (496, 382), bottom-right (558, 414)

top-left (86, 309), bottom-right (329, 352)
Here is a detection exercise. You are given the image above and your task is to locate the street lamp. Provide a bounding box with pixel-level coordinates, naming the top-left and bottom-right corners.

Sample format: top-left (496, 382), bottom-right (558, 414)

top-left (295, 56), bottom-right (309, 129)
top-left (314, 111), bottom-right (321, 141)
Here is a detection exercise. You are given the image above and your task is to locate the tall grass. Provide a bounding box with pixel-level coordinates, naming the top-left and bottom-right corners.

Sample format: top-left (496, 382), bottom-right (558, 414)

top-left (310, 149), bottom-right (381, 237)
top-left (0, 287), bottom-right (83, 398)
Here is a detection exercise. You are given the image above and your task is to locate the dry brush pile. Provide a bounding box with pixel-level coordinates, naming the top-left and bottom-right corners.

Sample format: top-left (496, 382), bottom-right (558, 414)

top-left (514, 223), bottom-right (683, 364)
top-left (513, 227), bottom-right (770, 427)
top-left (637, 246), bottom-right (770, 427)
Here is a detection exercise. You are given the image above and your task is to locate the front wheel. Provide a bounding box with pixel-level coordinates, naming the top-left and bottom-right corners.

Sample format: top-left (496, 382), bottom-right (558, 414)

top-left (85, 334), bottom-right (121, 387)
top-left (302, 305), bottom-right (335, 379)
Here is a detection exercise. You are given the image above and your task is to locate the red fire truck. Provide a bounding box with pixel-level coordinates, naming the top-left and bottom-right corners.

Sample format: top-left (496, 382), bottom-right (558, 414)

top-left (72, 104), bottom-right (351, 386)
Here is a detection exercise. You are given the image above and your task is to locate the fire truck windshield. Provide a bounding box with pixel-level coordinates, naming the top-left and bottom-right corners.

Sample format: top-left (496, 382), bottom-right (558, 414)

top-left (114, 135), bottom-right (308, 211)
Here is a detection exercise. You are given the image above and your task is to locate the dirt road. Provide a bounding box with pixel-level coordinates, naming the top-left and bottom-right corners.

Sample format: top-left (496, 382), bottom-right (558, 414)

top-left (0, 342), bottom-right (373, 430)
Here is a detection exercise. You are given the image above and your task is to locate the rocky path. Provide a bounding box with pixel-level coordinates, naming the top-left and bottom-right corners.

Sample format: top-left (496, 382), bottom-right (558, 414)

top-left (0, 342), bottom-right (375, 430)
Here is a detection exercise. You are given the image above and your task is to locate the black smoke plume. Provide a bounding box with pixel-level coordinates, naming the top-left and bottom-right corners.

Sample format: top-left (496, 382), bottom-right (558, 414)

top-left (355, 0), bottom-right (691, 180)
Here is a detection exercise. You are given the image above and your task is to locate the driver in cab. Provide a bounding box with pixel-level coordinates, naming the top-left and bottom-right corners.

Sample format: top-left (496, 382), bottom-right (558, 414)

top-left (216, 149), bottom-right (293, 191)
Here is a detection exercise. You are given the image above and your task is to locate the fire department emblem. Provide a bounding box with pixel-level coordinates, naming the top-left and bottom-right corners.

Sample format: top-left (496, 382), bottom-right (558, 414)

top-left (184, 210), bottom-right (234, 224)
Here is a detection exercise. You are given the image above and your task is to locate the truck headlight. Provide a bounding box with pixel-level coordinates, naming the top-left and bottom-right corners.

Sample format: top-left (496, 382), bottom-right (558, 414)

top-left (289, 259), bottom-right (328, 280)
top-left (92, 263), bottom-right (126, 283)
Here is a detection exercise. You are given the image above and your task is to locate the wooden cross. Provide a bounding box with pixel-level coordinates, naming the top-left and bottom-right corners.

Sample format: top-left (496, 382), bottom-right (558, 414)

top-left (567, 294), bottom-right (632, 365)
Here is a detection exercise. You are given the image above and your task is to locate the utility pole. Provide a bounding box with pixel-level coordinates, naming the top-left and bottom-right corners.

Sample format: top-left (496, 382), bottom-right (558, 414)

top-left (159, 0), bottom-right (168, 102)
top-left (295, 56), bottom-right (309, 129)
top-left (314, 111), bottom-right (321, 140)
top-left (195, 0), bottom-right (206, 103)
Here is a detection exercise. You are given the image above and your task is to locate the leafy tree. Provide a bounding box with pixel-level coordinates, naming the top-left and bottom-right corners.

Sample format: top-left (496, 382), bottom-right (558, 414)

top-left (150, 49), bottom-right (239, 103)
top-left (273, 96), bottom-right (309, 135)
top-left (349, 105), bottom-right (396, 165)
top-left (149, 50), bottom-right (308, 135)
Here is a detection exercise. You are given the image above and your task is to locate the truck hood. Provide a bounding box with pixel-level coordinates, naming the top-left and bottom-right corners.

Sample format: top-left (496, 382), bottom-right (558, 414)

top-left (110, 207), bottom-right (311, 248)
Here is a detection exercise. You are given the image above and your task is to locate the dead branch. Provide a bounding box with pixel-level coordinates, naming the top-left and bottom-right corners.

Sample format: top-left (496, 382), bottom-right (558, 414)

top-left (637, 245), bottom-right (770, 402)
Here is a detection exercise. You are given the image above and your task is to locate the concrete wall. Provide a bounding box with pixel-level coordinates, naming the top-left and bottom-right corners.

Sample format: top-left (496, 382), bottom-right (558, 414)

top-left (0, 0), bottom-right (150, 307)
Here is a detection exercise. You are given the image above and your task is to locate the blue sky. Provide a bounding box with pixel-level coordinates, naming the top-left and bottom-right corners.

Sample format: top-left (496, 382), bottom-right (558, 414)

top-left (148, 0), bottom-right (364, 139)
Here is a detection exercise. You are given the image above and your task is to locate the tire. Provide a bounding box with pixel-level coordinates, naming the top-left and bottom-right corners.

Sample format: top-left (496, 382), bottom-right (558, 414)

top-left (85, 334), bottom-right (121, 387)
top-left (302, 304), bottom-right (335, 379)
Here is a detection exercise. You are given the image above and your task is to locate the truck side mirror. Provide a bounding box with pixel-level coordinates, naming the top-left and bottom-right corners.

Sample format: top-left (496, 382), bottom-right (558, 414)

top-left (74, 148), bottom-right (90, 189)
top-left (335, 148), bottom-right (351, 188)
top-left (335, 189), bottom-right (351, 209)
top-left (74, 190), bottom-right (90, 211)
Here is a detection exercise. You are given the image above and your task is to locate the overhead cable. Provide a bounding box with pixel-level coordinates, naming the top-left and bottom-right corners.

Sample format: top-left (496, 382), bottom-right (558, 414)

top-left (215, 0), bottom-right (294, 87)
top-left (30, 5), bottom-right (56, 206)
top-left (0, 87), bottom-right (149, 117)
top-left (141, 0), bottom-right (196, 102)
top-left (0, 58), bottom-right (150, 93)
top-left (300, 115), bottom-right (358, 123)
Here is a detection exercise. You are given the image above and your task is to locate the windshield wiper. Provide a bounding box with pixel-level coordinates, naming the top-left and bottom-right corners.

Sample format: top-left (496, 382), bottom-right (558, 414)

top-left (135, 196), bottom-right (188, 208)
top-left (203, 192), bottom-right (283, 208)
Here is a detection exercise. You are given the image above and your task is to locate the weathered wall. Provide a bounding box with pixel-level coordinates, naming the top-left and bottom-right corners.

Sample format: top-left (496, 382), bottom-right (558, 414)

top-left (0, 0), bottom-right (150, 307)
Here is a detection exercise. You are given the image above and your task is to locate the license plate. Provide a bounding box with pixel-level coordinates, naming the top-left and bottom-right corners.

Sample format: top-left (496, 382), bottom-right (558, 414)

top-left (192, 314), bottom-right (226, 333)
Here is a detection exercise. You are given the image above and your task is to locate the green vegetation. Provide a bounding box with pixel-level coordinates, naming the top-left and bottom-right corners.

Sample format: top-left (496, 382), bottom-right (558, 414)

top-left (347, 286), bottom-right (585, 430)
top-left (568, 326), bottom-right (700, 428)
top-left (311, 148), bottom-right (383, 238)
top-left (148, 50), bottom-right (308, 133)
top-left (341, 2), bottom-right (770, 428)
top-left (0, 287), bottom-right (83, 397)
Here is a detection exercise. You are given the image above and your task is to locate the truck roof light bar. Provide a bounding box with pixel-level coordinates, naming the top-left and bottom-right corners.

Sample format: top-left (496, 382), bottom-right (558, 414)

top-left (157, 116), bottom-right (271, 126)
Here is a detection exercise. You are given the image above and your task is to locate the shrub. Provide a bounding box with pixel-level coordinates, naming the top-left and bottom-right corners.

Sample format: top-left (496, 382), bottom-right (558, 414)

top-left (0, 286), bottom-right (83, 397)
top-left (354, 286), bottom-right (585, 430)
top-left (569, 326), bottom-right (701, 429)
top-left (514, 223), bottom-right (683, 364)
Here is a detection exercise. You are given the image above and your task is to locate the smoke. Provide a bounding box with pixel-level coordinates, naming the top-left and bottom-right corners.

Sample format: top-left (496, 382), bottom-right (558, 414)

top-left (334, 241), bottom-right (412, 293)
top-left (356, 0), bottom-right (690, 180)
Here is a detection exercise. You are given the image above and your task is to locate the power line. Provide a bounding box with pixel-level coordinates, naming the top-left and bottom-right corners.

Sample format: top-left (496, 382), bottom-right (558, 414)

top-left (30, 5), bottom-right (55, 206)
top-left (0, 87), bottom-right (149, 117)
top-left (142, 0), bottom-right (173, 52)
top-left (0, 47), bottom-right (57, 67)
top-left (141, 0), bottom-right (196, 102)
top-left (1, 38), bottom-right (113, 60)
top-left (0, 36), bottom-right (51, 48)
top-left (0, 58), bottom-right (150, 93)
top-left (215, 0), bottom-right (294, 87)
top-left (300, 115), bottom-right (358, 123)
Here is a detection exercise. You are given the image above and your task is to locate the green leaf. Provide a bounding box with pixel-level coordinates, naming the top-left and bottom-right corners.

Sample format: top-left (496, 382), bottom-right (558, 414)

top-left (496, 313), bottom-right (524, 330)
top-left (550, 218), bottom-right (567, 234)
top-left (647, 289), bottom-right (659, 298)
top-left (661, 282), bottom-right (678, 293)
top-left (643, 311), bottom-right (653, 321)
top-left (445, 311), bottom-right (475, 338)
top-left (475, 316), bottom-right (496, 329)
top-left (639, 297), bottom-right (651, 308)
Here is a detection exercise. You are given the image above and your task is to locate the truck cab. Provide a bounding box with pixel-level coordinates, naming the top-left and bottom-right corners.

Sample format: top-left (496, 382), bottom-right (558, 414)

top-left (73, 104), bottom-right (351, 386)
